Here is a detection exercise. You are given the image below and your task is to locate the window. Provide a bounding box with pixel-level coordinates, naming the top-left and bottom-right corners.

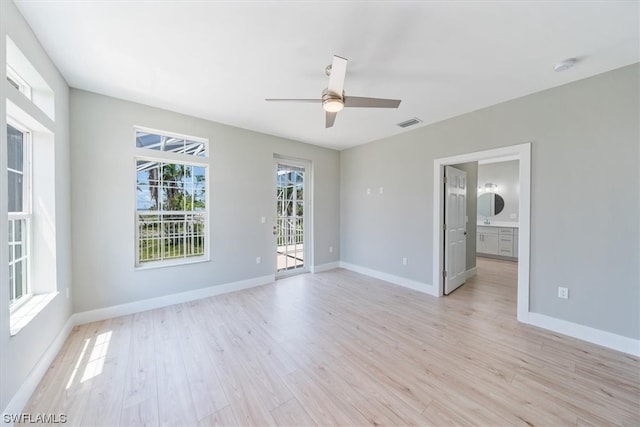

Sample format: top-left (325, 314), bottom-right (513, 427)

top-left (7, 65), bottom-right (32, 100)
top-left (7, 121), bottom-right (31, 308)
top-left (135, 128), bottom-right (208, 267)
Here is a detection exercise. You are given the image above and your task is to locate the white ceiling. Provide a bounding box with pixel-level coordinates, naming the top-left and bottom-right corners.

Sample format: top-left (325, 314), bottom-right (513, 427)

top-left (14, 0), bottom-right (640, 150)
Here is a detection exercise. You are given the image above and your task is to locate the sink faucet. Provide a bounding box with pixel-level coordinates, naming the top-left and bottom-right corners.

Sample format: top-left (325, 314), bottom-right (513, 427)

top-left (484, 217), bottom-right (491, 224)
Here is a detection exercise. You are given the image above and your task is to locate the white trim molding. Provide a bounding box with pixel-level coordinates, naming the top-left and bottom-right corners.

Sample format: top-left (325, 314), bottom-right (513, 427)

top-left (73, 274), bottom-right (274, 325)
top-left (465, 267), bottom-right (478, 280)
top-left (311, 262), bottom-right (340, 273)
top-left (340, 261), bottom-right (437, 296)
top-left (525, 312), bottom-right (640, 357)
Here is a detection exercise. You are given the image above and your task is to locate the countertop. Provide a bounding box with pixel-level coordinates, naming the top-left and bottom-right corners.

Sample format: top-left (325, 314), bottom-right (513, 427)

top-left (476, 221), bottom-right (519, 228)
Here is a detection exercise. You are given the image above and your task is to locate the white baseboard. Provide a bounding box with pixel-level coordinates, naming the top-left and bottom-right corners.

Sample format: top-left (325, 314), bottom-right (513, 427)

top-left (525, 312), bottom-right (640, 357)
top-left (311, 262), bottom-right (340, 273)
top-left (339, 261), bottom-right (437, 296)
top-left (2, 316), bottom-right (75, 423)
top-left (73, 274), bottom-right (275, 325)
top-left (465, 266), bottom-right (477, 279)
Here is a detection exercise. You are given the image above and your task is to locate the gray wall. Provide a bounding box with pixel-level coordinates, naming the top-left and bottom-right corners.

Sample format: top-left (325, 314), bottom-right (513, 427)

top-left (452, 162), bottom-right (478, 271)
top-left (341, 64), bottom-right (639, 339)
top-left (0, 0), bottom-right (73, 411)
top-left (478, 160), bottom-right (519, 222)
top-left (70, 90), bottom-right (340, 312)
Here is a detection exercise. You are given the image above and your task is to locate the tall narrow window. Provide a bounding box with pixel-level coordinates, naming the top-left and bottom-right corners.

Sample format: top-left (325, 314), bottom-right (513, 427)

top-left (135, 129), bottom-right (208, 267)
top-left (7, 122), bottom-right (31, 308)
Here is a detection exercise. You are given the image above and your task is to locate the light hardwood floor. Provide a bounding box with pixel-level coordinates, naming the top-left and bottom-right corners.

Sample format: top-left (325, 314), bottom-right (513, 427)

top-left (23, 258), bottom-right (639, 426)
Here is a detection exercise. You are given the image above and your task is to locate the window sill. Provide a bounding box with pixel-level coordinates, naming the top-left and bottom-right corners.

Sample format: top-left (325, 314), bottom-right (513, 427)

top-left (134, 255), bottom-right (210, 271)
top-left (10, 292), bottom-right (58, 336)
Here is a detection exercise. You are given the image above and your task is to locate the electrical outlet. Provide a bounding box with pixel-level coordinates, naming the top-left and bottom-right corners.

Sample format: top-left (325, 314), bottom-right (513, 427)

top-left (379, 186), bottom-right (384, 194)
top-left (66, 287), bottom-right (70, 299)
top-left (329, 246), bottom-right (333, 253)
top-left (558, 287), bottom-right (569, 299)
top-left (402, 257), bottom-right (408, 266)
top-left (256, 256), bottom-right (261, 264)
top-left (366, 188), bottom-right (371, 195)
top-left (260, 216), bottom-right (266, 224)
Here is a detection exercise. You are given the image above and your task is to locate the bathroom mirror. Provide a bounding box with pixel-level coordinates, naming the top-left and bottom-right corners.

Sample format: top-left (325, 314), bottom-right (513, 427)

top-left (478, 193), bottom-right (505, 217)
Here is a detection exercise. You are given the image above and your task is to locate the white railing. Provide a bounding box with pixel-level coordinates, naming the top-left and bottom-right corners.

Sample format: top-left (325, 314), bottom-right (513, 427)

top-left (137, 212), bottom-right (205, 263)
top-left (275, 217), bottom-right (303, 246)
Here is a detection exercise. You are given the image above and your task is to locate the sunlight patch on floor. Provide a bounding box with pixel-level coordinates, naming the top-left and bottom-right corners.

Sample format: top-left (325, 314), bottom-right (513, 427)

top-left (81, 331), bottom-right (112, 383)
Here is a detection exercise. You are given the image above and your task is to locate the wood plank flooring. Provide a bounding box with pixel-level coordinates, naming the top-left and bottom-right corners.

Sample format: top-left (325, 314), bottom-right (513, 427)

top-left (22, 258), bottom-right (640, 426)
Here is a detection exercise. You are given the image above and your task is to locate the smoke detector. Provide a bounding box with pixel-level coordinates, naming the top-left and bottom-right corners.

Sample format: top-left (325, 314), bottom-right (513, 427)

top-left (554, 58), bottom-right (578, 72)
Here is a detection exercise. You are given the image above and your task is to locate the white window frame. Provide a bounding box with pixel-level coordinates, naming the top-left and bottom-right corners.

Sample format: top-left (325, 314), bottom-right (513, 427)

top-left (7, 65), bottom-right (32, 100)
top-left (134, 127), bottom-right (210, 269)
top-left (7, 117), bottom-right (32, 311)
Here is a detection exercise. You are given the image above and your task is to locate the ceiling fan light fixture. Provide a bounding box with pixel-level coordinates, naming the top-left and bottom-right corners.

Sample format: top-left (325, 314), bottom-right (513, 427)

top-left (323, 98), bottom-right (344, 113)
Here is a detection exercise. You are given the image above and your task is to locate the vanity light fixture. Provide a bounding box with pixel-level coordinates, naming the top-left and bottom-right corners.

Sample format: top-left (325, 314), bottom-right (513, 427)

top-left (484, 183), bottom-right (498, 192)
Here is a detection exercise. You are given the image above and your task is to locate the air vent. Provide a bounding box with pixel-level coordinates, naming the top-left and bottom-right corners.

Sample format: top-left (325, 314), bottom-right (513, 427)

top-left (397, 117), bottom-right (422, 128)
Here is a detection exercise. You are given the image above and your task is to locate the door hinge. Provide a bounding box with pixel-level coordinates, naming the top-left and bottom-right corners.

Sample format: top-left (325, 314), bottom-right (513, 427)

top-left (443, 223), bottom-right (447, 231)
top-left (443, 176), bottom-right (448, 184)
top-left (442, 270), bottom-right (448, 278)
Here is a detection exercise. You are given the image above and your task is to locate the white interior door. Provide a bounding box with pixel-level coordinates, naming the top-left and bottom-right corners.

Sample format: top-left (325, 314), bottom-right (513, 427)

top-left (275, 159), bottom-right (309, 277)
top-left (444, 166), bottom-right (467, 294)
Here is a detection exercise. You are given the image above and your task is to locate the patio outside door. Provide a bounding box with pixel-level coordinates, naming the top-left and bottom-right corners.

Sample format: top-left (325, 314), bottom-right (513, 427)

top-left (274, 159), bottom-right (310, 277)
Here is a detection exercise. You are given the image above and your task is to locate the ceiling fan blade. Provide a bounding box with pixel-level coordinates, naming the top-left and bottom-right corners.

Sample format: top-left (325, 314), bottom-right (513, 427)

top-left (265, 98), bottom-right (322, 103)
top-left (325, 111), bottom-right (337, 128)
top-left (327, 55), bottom-right (348, 96)
top-left (344, 96), bottom-right (401, 108)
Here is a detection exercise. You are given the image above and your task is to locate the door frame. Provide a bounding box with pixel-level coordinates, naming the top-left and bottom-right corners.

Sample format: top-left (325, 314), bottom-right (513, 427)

top-left (273, 155), bottom-right (313, 278)
top-left (432, 143), bottom-right (531, 322)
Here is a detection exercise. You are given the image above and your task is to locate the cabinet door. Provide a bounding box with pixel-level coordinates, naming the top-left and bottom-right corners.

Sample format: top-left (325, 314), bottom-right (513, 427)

top-left (484, 233), bottom-right (499, 255)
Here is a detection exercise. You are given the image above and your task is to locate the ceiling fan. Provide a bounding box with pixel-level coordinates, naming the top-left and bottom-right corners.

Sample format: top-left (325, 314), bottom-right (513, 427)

top-left (266, 55), bottom-right (401, 128)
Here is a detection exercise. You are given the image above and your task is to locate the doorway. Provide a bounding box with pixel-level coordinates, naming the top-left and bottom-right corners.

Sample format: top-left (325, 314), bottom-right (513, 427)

top-left (433, 143), bottom-right (531, 322)
top-left (274, 157), bottom-right (311, 277)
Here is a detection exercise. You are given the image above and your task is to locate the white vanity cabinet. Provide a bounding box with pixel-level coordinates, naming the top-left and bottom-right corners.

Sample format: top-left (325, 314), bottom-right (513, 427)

top-left (477, 225), bottom-right (518, 259)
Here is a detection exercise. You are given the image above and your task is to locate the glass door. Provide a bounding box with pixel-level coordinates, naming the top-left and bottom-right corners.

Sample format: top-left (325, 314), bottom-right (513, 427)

top-left (275, 160), bottom-right (309, 277)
